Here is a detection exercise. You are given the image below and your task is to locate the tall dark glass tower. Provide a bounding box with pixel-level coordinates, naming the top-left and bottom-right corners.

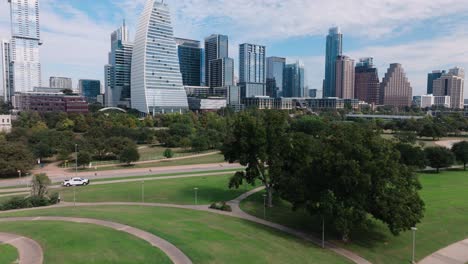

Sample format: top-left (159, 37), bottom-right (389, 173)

top-left (175, 38), bottom-right (202, 86)
top-left (283, 62), bottom-right (305, 98)
top-left (204, 34), bottom-right (229, 88)
top-left (427, 70), bottom-right (445, 94)
top-left (324, 27), bottom-right (342, 98)
top-left (266, 57), bottom-right (285, 97)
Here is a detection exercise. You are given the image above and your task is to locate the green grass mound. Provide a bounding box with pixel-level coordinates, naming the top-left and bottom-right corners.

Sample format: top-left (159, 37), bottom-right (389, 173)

top-left (0, 221), bottom-right (171, 264)
top-left (0, 206), bottom-right (351, 264)
top-left (0, 244), bottom-right (17, 264)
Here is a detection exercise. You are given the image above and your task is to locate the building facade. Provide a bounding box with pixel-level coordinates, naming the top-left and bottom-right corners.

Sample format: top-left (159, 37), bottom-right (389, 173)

top-left (79, 79), bottom-right (101, 103)
top-left (283, 62), bottom-right (305, 98)
top-left (433, 68), bottom-right (465, 109)
top-left (427, 70), bottom-right (445, 94)
top-left (335, 55), bottom-right (355, 99)
top-left (355, 58), bottom-right (380, 104)
top-left (242, 97), bottom-right (293, 110)
top-left (266, 57), bottom-right (285, 98)
top-left (209, 57), bottom-right (234, 88)
top-left (49, 77), bottom-right (72, 89)
top-left (0, 40), bottom-right (12, 102)
top-left (175, 38), bottom-right (202, 87)
top-left (13, 92), bottom-right (88, 113)
top-left (204, 34), bottom-right (229, 88)
top-left (131, 0), bottom-right (188, 114)
top-left (0, 115), bottom-right (12, 133)
top-left (238, 43), bottom-right (266, 98)
top-left (8, 0), bottom-right (42, 93)
top-left (324, 27), bottom-right (343, 98)
top-left (380, 63), bottom-right (412, 107)
top-left (187, 97), bottom-right (227, 112)
top-left (105, 21), bottom-right (133, 108)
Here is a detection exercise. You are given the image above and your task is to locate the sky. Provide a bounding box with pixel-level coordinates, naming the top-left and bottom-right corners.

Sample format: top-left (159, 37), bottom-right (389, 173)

top-left (1, 0), bottom-right (467, 98)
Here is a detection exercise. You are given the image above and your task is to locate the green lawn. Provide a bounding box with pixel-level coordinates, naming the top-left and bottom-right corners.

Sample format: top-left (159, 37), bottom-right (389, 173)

top-left (0, 206), bottom-right (351, 264)
top-left (59, 174), bottom-right (255, 205)
top-left (0, 221), bottom-right (170, 264)
top-left (0, 244), bottom-right (17, 264)
top-left (241, 170), bottom-right (468, 264)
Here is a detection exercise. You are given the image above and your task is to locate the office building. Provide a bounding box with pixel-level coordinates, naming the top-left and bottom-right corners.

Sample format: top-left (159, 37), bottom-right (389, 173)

top-left (380, 63), bottom-right (412, 107)
top-left (427, 70), bottom-right (445, 94)
top-left (0, 40), bottom-right (12, 102)
top-left (307, 98), bottom-right (359, 110)
top-left (238, 43), bottom-right (266, 98)
top-left (209, 57), bottom-right (234, 88)
top-left (355, 58), bottom-right (380, 104)
top-left (105, 21), bottom-right (133, 108)
top-left (49, 77), bottom-right (72, 89)
top-left (0, 114), bottom-right (12, 133)
top-left (433, 68), bottom-right (465, 109)
top-left (175, 38), bottom-right (202, 86)
top-left (131, 0), bottom-right (188, 114)
top-left (188, 97), bottom-right (227, 112)
top-left (184, 86), bottom-right (210, 98)
top-left (242, 96), bottom-right (293, 110)
top-left (324, 27), bottom-right (343, 98)
top-left (413, 94), bottom-right (450, 108)
top-left (8, 0), bottom-right (42, 93)
top-left (335, 56), bottom-right (355, 99)
top-left (79, 79), bottom-right (101, 103)
top-left (205, 34), bottom-right (229, 87)
top-left (309, 89), bottom-right (317, 98)
top-left (266, 57), bottom-right (285, 97)
top-left (12, 92), bottom-right (88, 113)
top-left (283, 62), bottom-right (305, 98)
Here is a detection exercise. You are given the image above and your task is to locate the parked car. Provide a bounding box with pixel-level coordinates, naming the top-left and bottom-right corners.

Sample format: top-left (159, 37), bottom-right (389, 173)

top-left (62, 178), bottom-right (90, 187)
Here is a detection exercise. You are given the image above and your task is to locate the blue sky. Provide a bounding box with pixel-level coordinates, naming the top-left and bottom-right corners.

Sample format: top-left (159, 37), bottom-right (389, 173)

top-left (1, 0), bottom-right (467, 98)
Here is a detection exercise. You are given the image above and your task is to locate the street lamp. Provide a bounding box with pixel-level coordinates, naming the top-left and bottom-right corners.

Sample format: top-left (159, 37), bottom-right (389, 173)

top-left (194, 188), bottom-right (198, 205)
top-left (411, 227), bottom-right (418, 264)
top-left (263, 194), bottom-right (267, 220)
top-left (74, 144), bottom-right (78, 206)
top-left (17, 170), bottom-right (21, 185)
top-left (141, 180), bottom-right (145, 203)
top-left (322, 216), bottom-right (325, 249)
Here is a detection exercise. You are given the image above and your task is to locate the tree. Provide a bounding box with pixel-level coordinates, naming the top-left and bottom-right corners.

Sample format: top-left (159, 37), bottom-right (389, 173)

top-left (395, 143), bottom-right (426, 169)
top-left (452, 141), bottom-right (468, 170)
top-left (424, 147), bottom-right (455, 173)
top-left (163, 149), bottom-right (174, 159)
top-left (77, 151), bottom-right (92, 168)
top-left (119, 146), bottom-right (140, 165)
top-left (31, 174), bottom-right (51, 197)
top-left (223, 110), bottom-right (289, 207)
top-left (0, 141), bottom-right (35, 178)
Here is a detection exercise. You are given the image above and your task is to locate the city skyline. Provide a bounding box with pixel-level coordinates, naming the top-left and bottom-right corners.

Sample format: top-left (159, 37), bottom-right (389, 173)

top-left (0, 0), bottom-right (467, 98)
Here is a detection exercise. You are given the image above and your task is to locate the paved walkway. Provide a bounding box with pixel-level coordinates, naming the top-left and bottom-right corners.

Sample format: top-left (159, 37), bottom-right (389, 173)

top-left (419, 238), bottom-right (468, 264)
top-left (0, 217), bottom-right (192, 264)
top-left (0, 232), bottom-right (43, 264)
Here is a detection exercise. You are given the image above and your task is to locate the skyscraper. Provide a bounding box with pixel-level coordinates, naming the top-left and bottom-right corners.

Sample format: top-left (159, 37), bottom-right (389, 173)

top-left (335, 55), bottom-right (355, 99)
top-left (0, 40), bottom-right (12, 102)
top-left (324, 27), bottom-right (343, 98)
top-left (266, 57), bottom-right (285, 98)
top-left (175, 38), bottom-right (202, 86)
top-left (239, 43), bottom-right (266, 98)
top-left (433, 68), bottom-right (465, 109)
top-left (105, 21), bottom-right (133, 108)
top-left (79, 79), bottom-right (101, 103)
top-left (380, 63), bottom-right (412, 107)
top-left (204, 34), bottom-right (229, 87)
top-left (427, 70), bottom-right (445, 94)
top-left (355, 58), bottom-right (380, 104)
top-left (131, 0), bottom-right (188, 114)
top-left (209, 58), bottom-right (234, 88)
top-left (50, 77), bottom-right (72, 89)
top-left (8, 0), bottom-right (42, 93)
top-left (283, 61), bottom-right (305, 98)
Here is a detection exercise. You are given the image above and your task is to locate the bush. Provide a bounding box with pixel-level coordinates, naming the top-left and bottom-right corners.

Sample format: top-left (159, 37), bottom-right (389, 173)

top-left (0, 193), bottom-right (60, 211)
top-left (209, 201), bottom-right (232, 212)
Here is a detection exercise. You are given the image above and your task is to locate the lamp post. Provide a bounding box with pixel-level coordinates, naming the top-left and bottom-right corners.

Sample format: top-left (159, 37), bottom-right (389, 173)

top-left (17, 170), bottom-right (21, 185)
top-left (194, 187), bottom-right (198, 205)
top-left (141, 180), bottom-right (145, 203)
top-left (411, 227), bottom-right (417, 264)
top-left (74, 144), bottom-right (78, 206)
top-left (322, 216), bottom-right (325, 249)
top-left (263, 194), bottom-right (267, 220)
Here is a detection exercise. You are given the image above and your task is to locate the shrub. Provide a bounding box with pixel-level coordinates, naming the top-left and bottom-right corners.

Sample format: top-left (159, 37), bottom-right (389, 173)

top-left (209, 201), bottom-right (232, 212)
top-left (0, 193), bottom-right (61, 211)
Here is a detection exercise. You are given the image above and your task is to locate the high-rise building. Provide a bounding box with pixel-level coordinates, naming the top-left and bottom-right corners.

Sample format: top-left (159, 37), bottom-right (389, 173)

top-left (239, 43), bottom-right (266, 98)
top-left (131, 0), bottom-right (188, 114)
top-left (49, 77), bottom-right (72, 89)
top-left (266, 57), bottom-right (285, 98)
top-left (433, 68), bottom-right (465, 109)
top-left (283, 61), bottom-right (305, 98)
top-left (0, 40), bottom-right (12, 102)
top-left (175, 38), bottom-right (202, 86)
top-left (324, 27), bottom-right (343, 98)
top-left (209, 58), bottom-right (234, 88)
top-left (380, 63), bottom-right (412, 107)
top-left (204, 34), bottom-right (229, 88)
top-left (105, 21), bottom-right (133, 107)
top-left (308, 89), bottom-right (317, 98)
top-left (427, 70), bottom-right (445, 94)
top-left (79, 79), bottom-right (101, 103)
top-left (8, 0), bottom-right (42, 93)
top-left (335, 55), bottom-right (355, 99)
top-left (355, 58), bottom-right (380, 104)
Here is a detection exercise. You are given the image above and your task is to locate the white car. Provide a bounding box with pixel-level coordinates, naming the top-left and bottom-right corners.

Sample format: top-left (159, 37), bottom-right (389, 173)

top-left (62, 178), bottom-right (90, 187)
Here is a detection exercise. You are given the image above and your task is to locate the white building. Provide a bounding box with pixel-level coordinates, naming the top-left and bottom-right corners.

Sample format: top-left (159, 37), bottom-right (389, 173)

top-left (49, 77), bottom-right (72, 89)
top-left (131, 0), bottom-right (188, 114)
top-left (433, 68), bottom-right (465, 109)
top-left (414, 94), bottom-right (451, 108)
top-left (0, 115), bottom-right (12, 133)
top-left (8, 0), bottom-right (42, 93)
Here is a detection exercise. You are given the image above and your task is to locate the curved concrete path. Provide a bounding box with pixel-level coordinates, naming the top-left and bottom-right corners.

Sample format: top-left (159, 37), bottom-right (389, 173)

top-left (0, 232), bottom-right (43, 264)
top-left (418, 238), bottom-right (468, 264)
top-left (0, 217), bottom-right (192, 264)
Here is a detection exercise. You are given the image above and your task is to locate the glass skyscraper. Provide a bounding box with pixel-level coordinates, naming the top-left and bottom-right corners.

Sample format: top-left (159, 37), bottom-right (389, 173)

top-left (79, 79), bottom-right (101, 103)
top-left (324, 27), bottom-right (342, 98)
top-left (175, 38), bottom-right (202, 87)
top-left (204, 34), bottom-right (229, 88)
top-left (239, 43), bottom-right (266, 98)
top-left (131, 0), bottom-right (188, 114)
top-left (283, 62), bottom-right (305, 98)
top-left (427, 70), bottom-right (445, 94)
top-left (8, 0), bottom-right (42, 93)
top-left (266, 57), bottom-right (285, 98)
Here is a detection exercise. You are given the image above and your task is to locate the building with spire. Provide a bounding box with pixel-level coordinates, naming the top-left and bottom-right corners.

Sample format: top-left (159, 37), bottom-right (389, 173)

top-left (380, 63), bottom-right (412, 107)
top-left (131, 0), bottom-right (188, 114)
top-left (324, 27), bottom-right (343, 98)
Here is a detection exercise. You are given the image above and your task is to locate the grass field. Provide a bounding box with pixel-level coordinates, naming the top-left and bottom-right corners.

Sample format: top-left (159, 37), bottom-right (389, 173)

top-left (240, 170), bottom-right (468, 263)
top-left (0, 206), bottom-right (351, 264)
top-left (0, 221), bottom-right (170, 264)
top-left (0, 244), bottom-right (17, 264)
top-left (59, 174), bottom-right (255, 205)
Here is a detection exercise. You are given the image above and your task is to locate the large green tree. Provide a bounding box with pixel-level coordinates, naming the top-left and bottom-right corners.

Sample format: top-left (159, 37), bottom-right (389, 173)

top-left (425, 147), bottom-right (455, 173)
top-left (119, 146), bottom-right (140, 165)
top-left (451, 141), bottom-right (468, 171)
top-left (0, 141), bottom-right (35, 178)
